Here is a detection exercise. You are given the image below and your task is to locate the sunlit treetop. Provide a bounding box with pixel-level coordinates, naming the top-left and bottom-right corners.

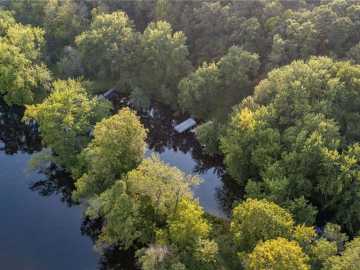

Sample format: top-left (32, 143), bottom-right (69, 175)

top-left (24, 79), bottom-right (111, 169)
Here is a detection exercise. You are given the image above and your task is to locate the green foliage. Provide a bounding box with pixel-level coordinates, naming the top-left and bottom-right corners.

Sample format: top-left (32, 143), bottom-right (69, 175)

top-left (293, 225), bottom-right (316, 252)
top-left (90, 0), bottom-right (155, 31)
top-left (179, 46), bottom-right (259, 120)
top-left (183, 1), bottom-right (234, 64)
top-left (0, 41), bottom-right (50, 106)
top-left (85, 155), bottom-right (217, 269)
top-left (246, 237), bottom-right (310, 270)
top-left (221, 106), bottom-right (281, 185)
top-left (195, 121), bottom-right (223, 156)
top-left (55, 46), bottom-right (83, 78)
top-left (88, 180), bottom-right (148, 249)
top-left (43, 0), bottom-right (90, 53)
top-left (230, 198), bottom-right (294, 252)
top-left (6, 23), bottom-right (46, 61)
top-left (309, 239), bottom-right (337, 270)
top-left (347, 42), bottom-right (360, 64)
top-left (324, 237), bottom-right (360, 270)
top-left (126, 155), bottom-right (195, 218)
top-left (322, 223), bottom-right (349, 251)
top-left (222, 57), bottom-right (360, 233)
top-left (75, 11), bottom-right (138, 82)
top-left (0, 10), bottom-right (16, 35)
top-left (24, 79), bottom-right (111, 169)
top-left (8, 0), bottom-right (45, 26)
top-left (137, 244), bottom-right (184, 270)
top-left (73, 108), bottom-right (147, 199)
top-left (154, 0), bottom-right (169, 21)
top-left (179, 62), bottom-right (219, 120)
top-left (129, 87), bottom-right (151, 111)
top-left (168, 198), bottom-right (210, 250)
top-left (193, 239), bottom-right (219, 266)
top-left (286, 197), bottom-right (318, 225)
top-left (0, 13), bottom-right (51, 106)
top-left (134, 20), bottom-right (192, 107)
top-left (86, 156), bottom-right (195, 249)
top-left (166, 198), bottom-right (219, 270)
top-left (267, 10), bottom-right (318, 69)
top-left (5, 1), bottom-right (360, 269)
top-left (7, 0), bottom-right (92, 61)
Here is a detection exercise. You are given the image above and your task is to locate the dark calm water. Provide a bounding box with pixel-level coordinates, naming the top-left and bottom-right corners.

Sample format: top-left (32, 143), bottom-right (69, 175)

top-left (0, 152), bottom-right (98, 270)
top-left (148, 148), bottom-right (225, 217)
top-left (0, 100), bottom-right (236, 269)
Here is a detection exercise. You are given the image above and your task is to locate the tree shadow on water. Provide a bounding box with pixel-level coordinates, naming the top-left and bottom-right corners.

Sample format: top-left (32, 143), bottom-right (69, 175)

top-left (0, 101), bottom-right (42, 154)
top-left (29, 164), bottom-right (77, 207)
top-left (81, 217), bottom-right (139, 270)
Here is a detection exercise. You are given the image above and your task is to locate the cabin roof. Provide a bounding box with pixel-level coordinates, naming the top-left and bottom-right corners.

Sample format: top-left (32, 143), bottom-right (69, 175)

top-left (174, 118), bottom-right (196, 133)
top-left (102, 88), bottom-right (117, 99)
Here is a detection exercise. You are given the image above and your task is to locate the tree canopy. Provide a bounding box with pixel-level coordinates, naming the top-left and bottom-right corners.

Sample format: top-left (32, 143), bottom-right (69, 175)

top-left (75, 11), bottom-right (137, 82)
top-left (24, 79), bottom-right (111, 169)
top-left (179, 46), bottom-right (259, 121)
top-left (133, 20), bottom-right (192, 107)
top-left (3, 1), bottom-right (360, 269)
top-left (230, 198), bottom-right (294, 252)
top-left (221, 57), bottom-right (360, 232)
top-left (86, 156), bottom-right (196, 248)
top-left (73, 108), bottom-right (147, 199)
top-left (325, 237), bottom-right (360, 270)
top-left (0, 11), bottom-right (51, 106)
top-left (246, 238), bottom-right (310, 270)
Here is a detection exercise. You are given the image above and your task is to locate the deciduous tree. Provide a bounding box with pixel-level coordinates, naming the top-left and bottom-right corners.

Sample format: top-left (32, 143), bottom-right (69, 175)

top-left (222, 58), bottom-right (360, 232)
top-left (134, 20), bottom-right (192, 107)
top-left (24, 79), bottom-right (111, 169)
top-left (246, 238), bottom-right (310, 270)
top-left (230, 198), bottom-right (294, 252)
top-left (75, 11), bottom-right (138, 82)
top-left (86, 156), bottom-right (196, 248)
top-left (179, 46), bottom-right (259, 120)
top-left (74, 108), bottom-right (147, 199)
top-left (0, 13), bottom-right (51, 105)
top-left (325, 237), bottom-right (360, 270)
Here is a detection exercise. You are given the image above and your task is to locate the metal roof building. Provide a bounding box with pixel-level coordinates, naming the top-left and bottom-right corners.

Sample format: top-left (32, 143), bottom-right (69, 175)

top-left (174, 118), bottom-right (196, 133)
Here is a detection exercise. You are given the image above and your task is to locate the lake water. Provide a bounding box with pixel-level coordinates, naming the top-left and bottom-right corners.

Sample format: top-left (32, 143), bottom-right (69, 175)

top-left (0, 101), bottom-right (235, 269)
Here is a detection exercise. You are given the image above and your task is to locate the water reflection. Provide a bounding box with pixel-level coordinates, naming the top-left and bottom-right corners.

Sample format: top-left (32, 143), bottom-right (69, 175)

top-left (81, 217), bottom-right (139, 270)
top-left (30, 165), bottom-right (76, 207)
top-left (0, 97), bottom-right (238, 269)
top-left (216, 173), bottom-right (244, 214)
top-left (115, 97), bottom-right (226, 178)
top-left (121, 99), bottom-right (235, 217)
top-left (0, 101), bottom-right (41, 154)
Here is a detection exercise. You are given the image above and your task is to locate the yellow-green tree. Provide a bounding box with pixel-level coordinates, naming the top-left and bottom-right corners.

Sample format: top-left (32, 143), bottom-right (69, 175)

top-left (246, 237), bottom-right (310, 270)
top-left (74, 108), bottom-right (147, 199)
top-left (0, 11), bottom-right (51, 106)
top-left (324, 237), bottom-right (360, 270)
top-left (231, 198), bottom-right (294, 251)
top-left (222, 57), bottom-right (360, 232)
top-left (24, 79), bottom-right (111, 169)
top-left (86, 156), bottom-right (196, 248)
top-left (168, 198), bottom-right (211, 249)
top-left (309, 239), bottom-right (337, 270)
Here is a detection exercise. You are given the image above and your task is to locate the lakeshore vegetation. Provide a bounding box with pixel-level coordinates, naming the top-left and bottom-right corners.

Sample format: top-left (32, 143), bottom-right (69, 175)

top-left (1, 0), bottom-right (360, 269)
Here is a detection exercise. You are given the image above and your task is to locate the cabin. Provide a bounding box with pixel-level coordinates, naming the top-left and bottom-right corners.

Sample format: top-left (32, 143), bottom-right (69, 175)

top-left (102, 88), bottom-right (118, 100)
top-left (174, 118), bottom-right (197, 133)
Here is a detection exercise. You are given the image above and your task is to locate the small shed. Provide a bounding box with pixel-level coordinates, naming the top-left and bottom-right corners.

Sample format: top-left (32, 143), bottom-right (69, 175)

top-left (174, 118), bottom-right (197, 133)
top-left (102, 88), bottom-right (118, 100)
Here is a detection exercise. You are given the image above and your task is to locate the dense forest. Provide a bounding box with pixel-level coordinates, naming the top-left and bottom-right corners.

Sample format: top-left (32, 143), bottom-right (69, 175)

top-left (1, 0), bottom-right (360, 269)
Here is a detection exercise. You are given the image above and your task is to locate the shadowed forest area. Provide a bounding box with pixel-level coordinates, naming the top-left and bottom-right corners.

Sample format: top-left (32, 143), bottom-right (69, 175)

top-left (1, 0), bottom-right (360, 269)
